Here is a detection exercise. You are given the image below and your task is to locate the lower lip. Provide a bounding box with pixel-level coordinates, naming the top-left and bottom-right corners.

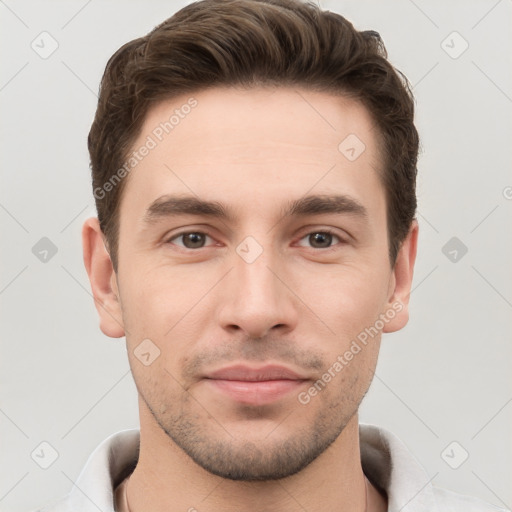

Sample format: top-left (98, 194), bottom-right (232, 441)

top-left (205, 379), bottom-right (306, 405)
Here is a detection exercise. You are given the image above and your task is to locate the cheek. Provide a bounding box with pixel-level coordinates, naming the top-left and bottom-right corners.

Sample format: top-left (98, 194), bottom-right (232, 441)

top-left (120, 269), bottom-right (217, 386)
top-left (120, 264), bottom-right (202, 336)
top-left (296, 264), bottom-right (390, 338)
top-left (129, 354), bottom-right (186, 415)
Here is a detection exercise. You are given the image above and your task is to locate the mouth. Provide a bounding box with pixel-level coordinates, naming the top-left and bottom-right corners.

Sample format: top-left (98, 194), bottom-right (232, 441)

top-left (202, 364), bottom-right (309, 406)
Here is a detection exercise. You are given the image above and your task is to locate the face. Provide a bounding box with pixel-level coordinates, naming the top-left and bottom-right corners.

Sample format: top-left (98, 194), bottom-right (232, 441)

top-left (85, 86), bottom-right (417, 481)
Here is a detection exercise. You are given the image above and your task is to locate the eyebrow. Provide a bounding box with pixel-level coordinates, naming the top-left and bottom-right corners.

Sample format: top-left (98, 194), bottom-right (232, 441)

top-left (142, 193), bottom-right (367, 226)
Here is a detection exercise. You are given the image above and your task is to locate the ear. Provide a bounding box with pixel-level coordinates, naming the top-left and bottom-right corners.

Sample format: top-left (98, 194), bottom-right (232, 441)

top-left (382, 219), bottom-right (419, 333)
top-left (82, 217), bottom-right (125, 338)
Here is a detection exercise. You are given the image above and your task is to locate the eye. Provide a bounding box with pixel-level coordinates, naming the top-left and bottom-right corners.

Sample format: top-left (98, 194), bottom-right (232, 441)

top-left (167, 231), bottom-right (215, 249)
top-left (296, 230), bottom-right (343, 249)
top-left (166, 229), bottom-right (345, 251)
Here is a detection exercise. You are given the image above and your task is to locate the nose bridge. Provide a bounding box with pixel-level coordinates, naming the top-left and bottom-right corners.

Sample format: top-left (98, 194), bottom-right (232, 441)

top-left (218, 235), bottom-right (297, 337)
top-left (235, 235), bottom-right (282, 307)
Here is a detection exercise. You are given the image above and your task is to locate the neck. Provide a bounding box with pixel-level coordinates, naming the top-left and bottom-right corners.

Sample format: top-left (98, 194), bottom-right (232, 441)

top-left (125, 404), bottom-right (384, 512)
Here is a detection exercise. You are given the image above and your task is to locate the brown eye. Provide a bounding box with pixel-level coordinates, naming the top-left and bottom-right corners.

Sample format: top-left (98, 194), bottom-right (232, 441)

top-left (168, 232), bottom-right (212, 249)
top-left (297, 231), bottom-right (341, 249)
top-left (309, 232), bottom-right (333, 248)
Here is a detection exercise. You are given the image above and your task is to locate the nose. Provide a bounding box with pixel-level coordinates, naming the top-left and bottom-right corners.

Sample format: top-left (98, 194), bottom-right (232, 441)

top-left (217, 244), bottom-right (299, 339)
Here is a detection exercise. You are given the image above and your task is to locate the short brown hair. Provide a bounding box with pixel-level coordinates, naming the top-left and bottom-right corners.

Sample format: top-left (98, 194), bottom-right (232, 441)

top-left (88, 0), bottom-right (418, 272)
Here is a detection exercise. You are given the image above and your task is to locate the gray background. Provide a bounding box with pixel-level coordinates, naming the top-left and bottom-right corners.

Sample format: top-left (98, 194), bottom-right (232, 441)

top-left (1, 0), bottom-right (511, 511)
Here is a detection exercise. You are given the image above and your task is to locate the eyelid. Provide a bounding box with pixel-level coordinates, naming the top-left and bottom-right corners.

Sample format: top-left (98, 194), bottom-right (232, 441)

top-left (294, 223), bottom-right (350, 240)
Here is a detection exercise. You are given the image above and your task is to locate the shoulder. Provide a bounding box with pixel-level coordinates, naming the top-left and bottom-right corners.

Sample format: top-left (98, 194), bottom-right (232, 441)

top-left (433, 486), bottom-right (510, 512)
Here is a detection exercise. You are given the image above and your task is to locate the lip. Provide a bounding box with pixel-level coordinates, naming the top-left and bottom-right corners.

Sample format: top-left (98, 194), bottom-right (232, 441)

top-left (203, 364), bottom-right (308, 406)
top-left (206, 364), bottom-right (306, 381)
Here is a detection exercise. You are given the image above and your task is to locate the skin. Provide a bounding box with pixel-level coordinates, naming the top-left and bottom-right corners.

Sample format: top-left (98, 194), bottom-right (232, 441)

top-left (83, 86), bottom-right (418, 512)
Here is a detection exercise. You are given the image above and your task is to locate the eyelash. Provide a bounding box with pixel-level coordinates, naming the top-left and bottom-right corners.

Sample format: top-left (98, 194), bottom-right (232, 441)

top-left (165, 229), bottom-right (346, 251)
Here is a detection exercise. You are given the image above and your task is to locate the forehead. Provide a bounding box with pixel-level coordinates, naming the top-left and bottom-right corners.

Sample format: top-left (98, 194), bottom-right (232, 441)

top-left (140, 86), bottom-right (378, 160)
top-left (118, 86), bottom-right (384, 224)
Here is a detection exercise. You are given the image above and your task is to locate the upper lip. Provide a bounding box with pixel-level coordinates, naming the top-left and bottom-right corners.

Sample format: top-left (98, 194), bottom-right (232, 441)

top-left (205, 364), bottom-right (307, 382)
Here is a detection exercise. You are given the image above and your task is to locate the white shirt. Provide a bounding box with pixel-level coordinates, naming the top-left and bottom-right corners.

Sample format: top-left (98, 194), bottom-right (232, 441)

top-left (35, 424), bottom-right (508, 512)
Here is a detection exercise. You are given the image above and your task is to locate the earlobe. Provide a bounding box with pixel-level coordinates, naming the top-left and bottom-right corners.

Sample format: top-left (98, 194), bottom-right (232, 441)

top-left (382, 220), bottom-right (419, 333)
top-left (82, 217), bottom-right (125, 338)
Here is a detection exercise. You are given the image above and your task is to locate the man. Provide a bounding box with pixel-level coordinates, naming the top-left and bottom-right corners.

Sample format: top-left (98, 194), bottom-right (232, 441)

top-left (37, 0), bottom-right (506, 510)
